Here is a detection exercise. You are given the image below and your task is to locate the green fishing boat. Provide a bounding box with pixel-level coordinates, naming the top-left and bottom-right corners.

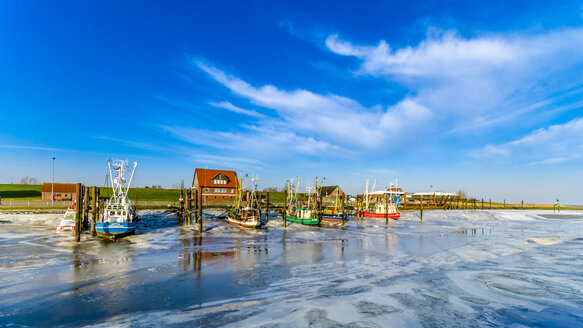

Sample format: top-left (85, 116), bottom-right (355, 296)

top-left (284, 177), bottom-right (323, 226)
top-left (285, 208), bottom-right (320, 225)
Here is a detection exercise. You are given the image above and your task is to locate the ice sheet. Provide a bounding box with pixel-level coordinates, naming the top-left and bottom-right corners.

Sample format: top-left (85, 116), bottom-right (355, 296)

top-left (1, 209), bottom-right (582, 327)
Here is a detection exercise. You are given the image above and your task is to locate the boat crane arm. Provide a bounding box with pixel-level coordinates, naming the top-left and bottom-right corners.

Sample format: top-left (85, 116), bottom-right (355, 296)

top-left (107, 159), bottom-right (116, 194)
top-left (125, 161), bottom-right (138, 195)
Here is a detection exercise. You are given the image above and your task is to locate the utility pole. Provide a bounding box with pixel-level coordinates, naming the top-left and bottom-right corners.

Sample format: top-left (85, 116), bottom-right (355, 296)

top-left (52, 157), bottom-right (55, 206)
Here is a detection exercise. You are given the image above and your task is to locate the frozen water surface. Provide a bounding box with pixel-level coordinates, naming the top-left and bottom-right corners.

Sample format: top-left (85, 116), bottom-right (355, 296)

top-left (1, 209), bottom-right (583, 327)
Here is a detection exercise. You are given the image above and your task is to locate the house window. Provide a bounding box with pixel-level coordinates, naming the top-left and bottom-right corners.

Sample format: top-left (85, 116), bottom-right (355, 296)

top-left (230, 189), bottom-right (234, 193)
top-left (212, 179), bottom-right (227, 185)
top-left (214, 188), bottom-right (227, 193)
top-left (205, 188), bottom-right (209, 192)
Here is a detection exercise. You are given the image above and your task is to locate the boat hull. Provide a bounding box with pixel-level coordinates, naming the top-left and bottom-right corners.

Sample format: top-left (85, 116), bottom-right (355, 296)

top-left (227, 212), bottom-right (261, 228)
top-left (285, 215), bottom-right (320, 225)
top-left (321, 214), bottom-right (346, 223)
top-left (95, 222), bottom-right (136, 239)
top-left (360, 211), bottom-right (400, 219)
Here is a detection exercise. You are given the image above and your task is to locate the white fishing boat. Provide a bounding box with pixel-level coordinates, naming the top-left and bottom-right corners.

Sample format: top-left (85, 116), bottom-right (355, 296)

top-left (96, 159), bottom-right (138, 239)
top-left (56, 202), bottom-right (76, 232)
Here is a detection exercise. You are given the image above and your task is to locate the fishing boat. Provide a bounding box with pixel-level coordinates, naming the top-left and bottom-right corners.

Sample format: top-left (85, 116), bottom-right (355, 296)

top-left (285, 178), bottom-right (321, 225)
top-left (227, 175), bottom-right (261, 228)
top-left (321, 191), bottom-right (346, 223)
top-left (358, 179), bottom-right (403, 219)
top-left (95, 159), bottom-right (138, 239)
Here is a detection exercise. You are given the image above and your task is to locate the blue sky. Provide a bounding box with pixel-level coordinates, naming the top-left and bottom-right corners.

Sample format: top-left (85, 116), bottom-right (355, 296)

top-left (1, 1), bottom-right (583, 203)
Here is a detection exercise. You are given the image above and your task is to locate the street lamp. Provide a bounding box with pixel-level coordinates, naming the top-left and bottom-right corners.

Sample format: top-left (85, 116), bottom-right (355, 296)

top-left (52, 157), bottom-right (55, 206)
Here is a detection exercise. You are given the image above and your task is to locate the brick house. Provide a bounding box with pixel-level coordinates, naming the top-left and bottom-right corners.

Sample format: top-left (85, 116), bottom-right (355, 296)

top-left (192, 168), bottom-right (239, 202)
top-left (41, 183), bottom-right (77, 201)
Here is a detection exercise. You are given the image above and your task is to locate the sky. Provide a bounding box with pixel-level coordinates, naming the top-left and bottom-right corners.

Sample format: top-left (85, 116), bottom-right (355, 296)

top-left (1, 0), bottom-right (583, 204)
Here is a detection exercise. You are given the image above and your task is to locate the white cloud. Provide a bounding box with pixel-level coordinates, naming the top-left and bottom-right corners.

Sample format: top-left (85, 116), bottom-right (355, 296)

top-left (474, 117), bottom-right (583, 165)
top-left (194, 60), bottom-right (432, 150)
top-left (0, 145), bottom-right (64, 152)
top-left (209, 101), bottom-right (266, 118)
top-left (162, 125), bottom-right (346, 160)
top-left (326, 29), bottom-right (583, 132)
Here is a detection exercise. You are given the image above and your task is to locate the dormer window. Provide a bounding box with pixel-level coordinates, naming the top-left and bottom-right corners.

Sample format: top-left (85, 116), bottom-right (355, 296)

top-left (211, 173), bottom-right (228, 185)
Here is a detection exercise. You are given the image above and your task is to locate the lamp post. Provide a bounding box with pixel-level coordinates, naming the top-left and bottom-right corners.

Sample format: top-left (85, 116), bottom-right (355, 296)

top-left (52, 157), bottom-right (55, 206)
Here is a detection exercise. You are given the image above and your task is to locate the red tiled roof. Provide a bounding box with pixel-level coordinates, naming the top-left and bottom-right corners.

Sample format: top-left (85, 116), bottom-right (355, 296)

top-left (41, 183), bottom-right (78, 193)
top-left (193, 168), bottom-right (239, 188)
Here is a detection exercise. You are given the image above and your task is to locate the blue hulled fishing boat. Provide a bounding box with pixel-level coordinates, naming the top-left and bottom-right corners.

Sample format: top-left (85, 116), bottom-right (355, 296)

top-left (96, 159), bottom-right (138, 240)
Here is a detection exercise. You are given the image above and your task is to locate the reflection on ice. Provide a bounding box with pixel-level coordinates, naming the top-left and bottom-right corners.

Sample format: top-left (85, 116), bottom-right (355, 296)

top-left (0, 209), bottom-right (582, 327)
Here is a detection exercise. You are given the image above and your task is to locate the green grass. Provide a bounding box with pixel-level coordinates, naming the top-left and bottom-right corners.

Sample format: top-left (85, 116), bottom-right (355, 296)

top-left (97, 187), bottom-right (180, 201)
top-left (0, 184), bottom-right (42, 200)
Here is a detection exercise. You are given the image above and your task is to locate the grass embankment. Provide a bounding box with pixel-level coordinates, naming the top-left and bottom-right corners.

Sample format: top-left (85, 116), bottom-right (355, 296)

top-left (97, 187), bottom-right (180, 202)
top-left (0, 184), bottom-right (42, 200)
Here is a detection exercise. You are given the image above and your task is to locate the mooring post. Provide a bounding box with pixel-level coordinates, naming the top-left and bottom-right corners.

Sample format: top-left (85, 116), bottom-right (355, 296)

top-left (385, 194), bottom-right (389, 224)
top-left (317, 187), bottom-right (322, 222)
top-left (359, 195), bottom-right (363, 220)
top-left (194, 188), bottom-right (199, 222)
top-left (186, 189), bottom-right (192, 226)
top-left (521, 200), bottom-right (524, 209)
top-left (490, 199), bottom-right (492, 209)
top-left (283, 190), bottom-right (287, 228)
top-left (83, 186), bottom-right (89, 230)
top-left (503, 199), bottom-right (506, 208)
top-left (266, 192), bottom-right (270, 223)
top-left (178, 188), bottom-right (184, 221)
top-left (74, 183), bottom-right (81, 242)
top-left (341, 195), bottom-right (345, 227)
top-left (91, 187), bottom-right (97, 237)
top-left (198, 187), bottom-right (203, 232)
top-left (420, 194), bottom-right (423, 221)
top-left (481, 198), bottom-right (484, 211)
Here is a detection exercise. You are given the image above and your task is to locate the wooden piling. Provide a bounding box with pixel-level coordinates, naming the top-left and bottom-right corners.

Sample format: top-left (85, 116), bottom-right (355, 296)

top-left (341, 195), bottom-right (346, 227)
top-left (521, 200), bottom-right (524, 209)
top-left (385, 194), bottom-right (389, 224)
top-left (420, 194), bottom-right (423, 221)
top-left (283, 190), bottom-right (287, 228)
top-left (266, 192), bottom-right (270, 223)
top-left (194, 188), bottom-right (199, 222)
top-left (186, 189), bottom-right (191, 225)
top-left (481, 198), bottom-right (484, 211)
top-left (91, 187), bottom-right (97, 237)
top-left (489, 199), bottom-right (492, 209)
top-left (74, 183), bottom-right (81, 242)
top-left (83, 186), bottom-right (89, 230)
top-left (198, 187), bottom-right (203, 232)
